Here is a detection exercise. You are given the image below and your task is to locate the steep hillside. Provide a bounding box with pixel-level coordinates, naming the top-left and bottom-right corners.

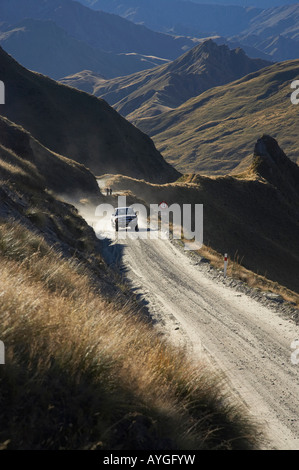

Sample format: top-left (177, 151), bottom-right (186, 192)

top-left (0, 19), bottom-right (170, 80)
top-left (0, 0), bottom-right (195, 60)
top-left (138, 59), bottom-right (299, 175)
top-left (103, 136), bottom-right (299, 295)
top-left (0, 46), bottom-right (179, 183)
top-left (66, 40), bottom-right (271, 122)
top-left (0, 115), bottom-right (102, 201)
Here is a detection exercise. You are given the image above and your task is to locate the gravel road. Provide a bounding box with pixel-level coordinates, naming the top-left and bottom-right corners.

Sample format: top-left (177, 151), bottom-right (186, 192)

top-left (88, 197), bottom-right (299, 450)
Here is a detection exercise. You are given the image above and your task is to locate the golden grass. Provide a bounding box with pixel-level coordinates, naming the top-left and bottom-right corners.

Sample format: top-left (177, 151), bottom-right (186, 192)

top-left (197, 244), bottom-right (299, 307)
top-left (138, 60), bottom-right (299, 174)
top-left (0, 220), bottom-right (262, 450)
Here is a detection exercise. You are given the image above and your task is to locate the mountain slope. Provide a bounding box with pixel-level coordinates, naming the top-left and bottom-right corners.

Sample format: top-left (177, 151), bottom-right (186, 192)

top-left (80, 1), bottom-right (299, 63)
top-left (0, 46), bottom-right (179, 183)
top-left (0, 0), bottom-right (195, 60)
top-left (64, 40), bottom-right (271, 122)
top-left (0, 18), bottom-right (170, 80)
top-left (0, 115), bottom-right (103, 201)
top-left (138, 59), bottom-right (299, 175)
top-left (60, 70), bottom-right (108, 95)
top-left (81, 0), bottom-right (299, 42)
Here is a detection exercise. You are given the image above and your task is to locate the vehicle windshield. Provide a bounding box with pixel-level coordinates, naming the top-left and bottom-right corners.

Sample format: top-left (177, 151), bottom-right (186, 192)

top-left (115, 208), bottom-right (135, 216)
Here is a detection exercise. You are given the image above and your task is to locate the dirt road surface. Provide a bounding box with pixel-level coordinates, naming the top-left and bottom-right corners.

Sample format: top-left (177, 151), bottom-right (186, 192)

top-left (89, 207), bottom-right (299, 450)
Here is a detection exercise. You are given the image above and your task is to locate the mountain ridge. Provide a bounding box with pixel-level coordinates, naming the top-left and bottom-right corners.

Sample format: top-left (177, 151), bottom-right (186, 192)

top-left (0, 0), bottom-right (196, 59)
top-left (62, 40), bottom-right (272, 122)
top-left (0, 18), bottom-right (172, 80)
top-left (78, 0), bottom-right (262, 37)
top-left (79, 1), bottom-right (299, 63)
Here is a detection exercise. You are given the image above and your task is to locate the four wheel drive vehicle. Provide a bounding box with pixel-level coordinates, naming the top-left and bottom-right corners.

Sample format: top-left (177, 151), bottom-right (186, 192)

top-left (111, 207), bottom-right (139, 231)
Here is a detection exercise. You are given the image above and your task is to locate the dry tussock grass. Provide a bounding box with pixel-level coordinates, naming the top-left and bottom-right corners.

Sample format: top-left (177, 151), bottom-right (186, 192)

top-left (198, 244), bottom-right (299, 306)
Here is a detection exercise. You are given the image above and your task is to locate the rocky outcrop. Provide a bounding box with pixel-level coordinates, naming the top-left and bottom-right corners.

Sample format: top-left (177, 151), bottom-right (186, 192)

top-left (253, 134), bottom-right (299, 205)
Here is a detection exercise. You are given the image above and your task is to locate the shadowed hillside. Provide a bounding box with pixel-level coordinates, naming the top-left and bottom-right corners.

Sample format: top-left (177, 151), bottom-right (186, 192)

top-left (0, 46), bottom-right (179, 183)
top-left (0, 115), bottom-right (102, 201)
